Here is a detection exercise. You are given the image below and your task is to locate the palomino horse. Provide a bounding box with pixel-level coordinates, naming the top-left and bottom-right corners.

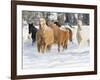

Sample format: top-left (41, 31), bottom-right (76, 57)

top-left (36, 18), bottom-right (54, 53)
top-left (50, 22), bottom-right (73, 52)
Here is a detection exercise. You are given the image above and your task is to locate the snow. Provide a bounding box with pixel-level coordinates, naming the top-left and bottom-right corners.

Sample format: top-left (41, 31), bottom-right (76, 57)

top-left (22, 40), bottom-right (90, 69)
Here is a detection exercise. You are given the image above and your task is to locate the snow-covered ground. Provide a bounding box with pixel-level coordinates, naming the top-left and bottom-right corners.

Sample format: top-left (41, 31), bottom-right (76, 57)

top-left (22, 25), bottom-right (90, 70)
top-left (22, 40), bottom-right (90, 69)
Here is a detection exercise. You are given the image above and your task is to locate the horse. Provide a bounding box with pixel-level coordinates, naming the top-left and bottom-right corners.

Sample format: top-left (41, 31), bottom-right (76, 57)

top-left (28, 23), bottom-right (38, 45)
top-left (57, 29), bottom-right (70, 51)
top-left (50, 22), bottom-right (73, 52)
top-left (76, 20), bottom-right (89, 48)
top-left (36, 18), bottom-right (54, 53)
top-left (53, 22), bottom-right (73, 42)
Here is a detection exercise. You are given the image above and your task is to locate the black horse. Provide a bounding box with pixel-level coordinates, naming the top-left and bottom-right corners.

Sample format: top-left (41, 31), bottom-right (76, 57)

top-left (28, 23), bottom-right (38, 45)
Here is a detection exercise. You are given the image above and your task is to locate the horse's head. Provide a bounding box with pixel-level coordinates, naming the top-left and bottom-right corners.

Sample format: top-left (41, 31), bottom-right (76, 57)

top-left (39, 18), bottom-right (46, 30)
top-left (39, 18), bottom-right (46, 25)
top-left (77, 20), bottom-right (82, 26)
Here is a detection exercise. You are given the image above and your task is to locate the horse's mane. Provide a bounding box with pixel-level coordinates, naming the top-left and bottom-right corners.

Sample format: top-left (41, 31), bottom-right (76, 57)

top-left (54, 22), bottom-right (61, 27)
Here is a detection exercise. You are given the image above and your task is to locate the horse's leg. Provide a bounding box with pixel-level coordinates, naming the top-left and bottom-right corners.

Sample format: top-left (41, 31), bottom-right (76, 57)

top-left (41, 45), bottom-right (45, 53)
top-left (37, 43), bottom-right (40, 53)
top-left (58, 43), bottom-right (60, 52)
top-left (65, 42), bottom-right (68, 49)
top-left (63, 39), bottom-right (68, 50)
top-left (63, 41), bottom-right (67, 49)
top-left (47, 45), bottom-right (51, 51)
top-left (41, 43), bottom-right (46, 53)
top-left (44, 44), bottom-right (48, 53)
top-left (32, 40), bottom-right (34, 46)
top-left (62, 43), bottom-right (65, 51)
top-left (66, 37), bottom-right (69, 49)
top-left (77, 31), bottom-right (81, 46)
top-left (32, 37), bottom-right (36, 46)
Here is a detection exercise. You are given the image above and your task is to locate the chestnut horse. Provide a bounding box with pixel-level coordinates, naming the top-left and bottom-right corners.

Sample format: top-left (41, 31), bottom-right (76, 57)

top-left (36, 18), bottom-right (54, 53)
top-left (50, 22), bottom-right (72, 52)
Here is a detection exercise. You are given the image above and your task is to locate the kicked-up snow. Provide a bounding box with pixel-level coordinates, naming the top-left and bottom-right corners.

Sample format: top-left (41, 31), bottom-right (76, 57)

top-left (22, 40), bottom-right (90, 69)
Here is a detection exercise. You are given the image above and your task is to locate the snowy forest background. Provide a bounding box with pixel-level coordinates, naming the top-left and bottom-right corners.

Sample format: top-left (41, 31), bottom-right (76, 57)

top-left (22, 11), bottom-right (90, 70)
top-left (22, 11), bottom-right (89, 26)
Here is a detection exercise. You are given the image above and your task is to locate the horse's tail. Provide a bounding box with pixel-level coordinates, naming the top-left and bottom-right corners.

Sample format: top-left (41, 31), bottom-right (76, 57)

top-left (65, 28), bottom-right (73, 42)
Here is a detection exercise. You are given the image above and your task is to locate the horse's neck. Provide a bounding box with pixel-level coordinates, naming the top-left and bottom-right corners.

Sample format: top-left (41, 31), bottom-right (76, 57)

top-left (77, 24), bottom-right (82, 31)
top-left (40, 24), bottom-right (48, 31)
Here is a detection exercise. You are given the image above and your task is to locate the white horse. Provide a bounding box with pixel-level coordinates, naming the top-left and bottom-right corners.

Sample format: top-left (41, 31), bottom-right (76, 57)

top-left (76, 20), bottom-right (89, 48)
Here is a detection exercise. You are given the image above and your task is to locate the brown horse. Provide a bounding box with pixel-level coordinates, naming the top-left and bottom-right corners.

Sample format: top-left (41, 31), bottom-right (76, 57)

top-left (50, 22), bottom-right (72, 52)
top-left (36, 18), bottom-right (54, 53)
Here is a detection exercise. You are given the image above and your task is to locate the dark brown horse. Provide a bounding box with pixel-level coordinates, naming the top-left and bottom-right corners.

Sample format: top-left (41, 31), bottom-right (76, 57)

top-left (50, 22), bottom-right (73, 51)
